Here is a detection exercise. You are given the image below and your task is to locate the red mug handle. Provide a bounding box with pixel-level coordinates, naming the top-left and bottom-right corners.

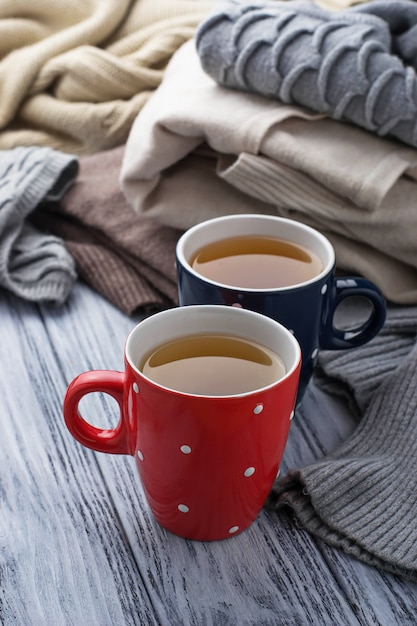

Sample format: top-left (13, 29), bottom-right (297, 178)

top-left (63, 370), bottom-right (134, 455)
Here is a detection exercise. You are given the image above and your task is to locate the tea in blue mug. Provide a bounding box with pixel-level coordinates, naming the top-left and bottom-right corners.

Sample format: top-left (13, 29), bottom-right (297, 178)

top-left (176, 214), bottom-right (386, 402)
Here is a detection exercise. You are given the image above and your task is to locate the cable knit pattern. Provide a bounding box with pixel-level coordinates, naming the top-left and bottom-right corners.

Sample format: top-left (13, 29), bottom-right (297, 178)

top-left (196, 0), bottom-right (417, 148)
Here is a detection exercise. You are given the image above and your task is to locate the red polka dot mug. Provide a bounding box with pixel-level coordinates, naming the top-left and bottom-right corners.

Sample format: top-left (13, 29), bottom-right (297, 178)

top-left (63, 305), bottom-right (301, 541)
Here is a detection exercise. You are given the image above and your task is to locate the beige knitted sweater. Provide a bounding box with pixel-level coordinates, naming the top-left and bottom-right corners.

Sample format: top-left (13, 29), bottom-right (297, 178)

top-left (0, 0), bottom-right (212, 154)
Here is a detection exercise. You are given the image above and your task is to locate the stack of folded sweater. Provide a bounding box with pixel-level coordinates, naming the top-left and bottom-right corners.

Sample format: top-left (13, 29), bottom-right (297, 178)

top-left (120, 31), bottom-right (417, 305)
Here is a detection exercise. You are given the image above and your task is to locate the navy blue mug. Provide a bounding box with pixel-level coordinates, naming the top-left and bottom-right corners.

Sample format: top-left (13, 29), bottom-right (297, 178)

top-left (176, 215), bottom-right (386, 402)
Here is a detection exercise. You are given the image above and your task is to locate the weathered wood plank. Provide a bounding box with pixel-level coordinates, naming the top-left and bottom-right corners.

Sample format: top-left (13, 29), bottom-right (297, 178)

top-left (1, 282), bottom-right (417, 626)
top-left (0, 288), bottom-right (159, 625)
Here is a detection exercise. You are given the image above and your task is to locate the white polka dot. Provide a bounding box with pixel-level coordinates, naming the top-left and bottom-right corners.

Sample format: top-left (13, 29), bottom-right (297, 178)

top-left (290, 410), bottom-right (295, 421)
top-left (253, 404), bottom-right (263, 414)
top-left (311, 348), bottom-right (318, 359)
top-left (228, 526), bottom-right (239, 534)
top-left (244, 467), bottom-right (255, 477)
top-left (288, 329), bottom-right (295, 335)
top-left (133, 382), bottom-right (139, 394)
top-left (178, 504), bottom-right (189, 513)
top-left (137, 450), bottom-right (144, 461)
top-left (321, 284), bottom-right (328, 295)
top-left (232, 302), bottom-right (243, 308)
top-left (180, 445), bottom-right (192, 454)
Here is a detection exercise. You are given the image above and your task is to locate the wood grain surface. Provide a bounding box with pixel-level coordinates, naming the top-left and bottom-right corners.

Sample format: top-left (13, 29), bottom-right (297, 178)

top-left (1, 282), bottom-right (416, 626)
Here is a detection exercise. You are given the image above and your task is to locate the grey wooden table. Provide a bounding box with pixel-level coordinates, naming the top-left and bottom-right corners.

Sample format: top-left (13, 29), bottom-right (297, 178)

top-left (1, 281), bottom-right (416, 626)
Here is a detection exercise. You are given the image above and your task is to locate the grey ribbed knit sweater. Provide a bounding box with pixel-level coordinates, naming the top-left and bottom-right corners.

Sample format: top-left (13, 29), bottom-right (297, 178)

top-left (196, 0), bottom-right (417, 148)
top-left (0, 147), bottom-right (78, 305)
top-left (267, 306), bottom-right (417, 580)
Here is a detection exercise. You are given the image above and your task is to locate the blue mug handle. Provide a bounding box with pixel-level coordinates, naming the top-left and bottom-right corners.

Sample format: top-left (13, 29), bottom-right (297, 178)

top-left (320, 277), bottom-right (386, 350)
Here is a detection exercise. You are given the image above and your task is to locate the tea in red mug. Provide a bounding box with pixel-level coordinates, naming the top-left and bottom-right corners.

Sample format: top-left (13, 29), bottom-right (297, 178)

top-left (139, 332), bottom-right (286, 395)
top-left (63, 305), bottom-right (301, 541)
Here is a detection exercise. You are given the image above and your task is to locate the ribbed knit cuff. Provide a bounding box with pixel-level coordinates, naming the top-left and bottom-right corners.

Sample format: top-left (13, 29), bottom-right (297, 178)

top-left (0, 147), bottom-right (79, 305)
top-left (15, 147), bottom-right (79, 216)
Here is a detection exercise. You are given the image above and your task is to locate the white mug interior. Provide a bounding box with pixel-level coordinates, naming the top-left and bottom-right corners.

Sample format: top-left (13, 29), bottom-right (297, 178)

top-left (126, 305), bottom-right (301, 396)
top-left (176, 214), bottom-right (335, 291)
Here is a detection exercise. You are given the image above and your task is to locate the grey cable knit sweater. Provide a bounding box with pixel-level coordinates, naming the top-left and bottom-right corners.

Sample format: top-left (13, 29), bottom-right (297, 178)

top-left (0, 147), bottom-right (78, 305)
top-left (196, 0), bottom-right (417, 148)
top-left (267, 306), bottom-right (417, 581)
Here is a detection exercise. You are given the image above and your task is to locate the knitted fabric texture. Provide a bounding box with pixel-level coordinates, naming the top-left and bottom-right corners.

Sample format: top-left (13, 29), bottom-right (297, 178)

top-left (33, 145), bottom-right (180, 315)
top-left (267, 306), bottom-right (417, 580)
top-left (0, 147), bottom-right (78, 305)
top-left (121, 40), bottom-right (417, 305)
top-left (196, 0), bottom-right (417, 148)
top-left (0, 0), bottom-right (212, 155)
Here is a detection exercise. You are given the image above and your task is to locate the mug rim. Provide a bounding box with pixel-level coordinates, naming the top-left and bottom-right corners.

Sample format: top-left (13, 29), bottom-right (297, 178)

top-left (125, 304), bottom-right (301, 399)
top-left (176, 214), bottom-right (335, 292)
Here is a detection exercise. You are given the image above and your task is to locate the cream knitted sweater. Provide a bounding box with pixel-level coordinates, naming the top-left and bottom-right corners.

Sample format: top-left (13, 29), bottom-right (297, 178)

top-left (0, 0), bottom-right (212, 154)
